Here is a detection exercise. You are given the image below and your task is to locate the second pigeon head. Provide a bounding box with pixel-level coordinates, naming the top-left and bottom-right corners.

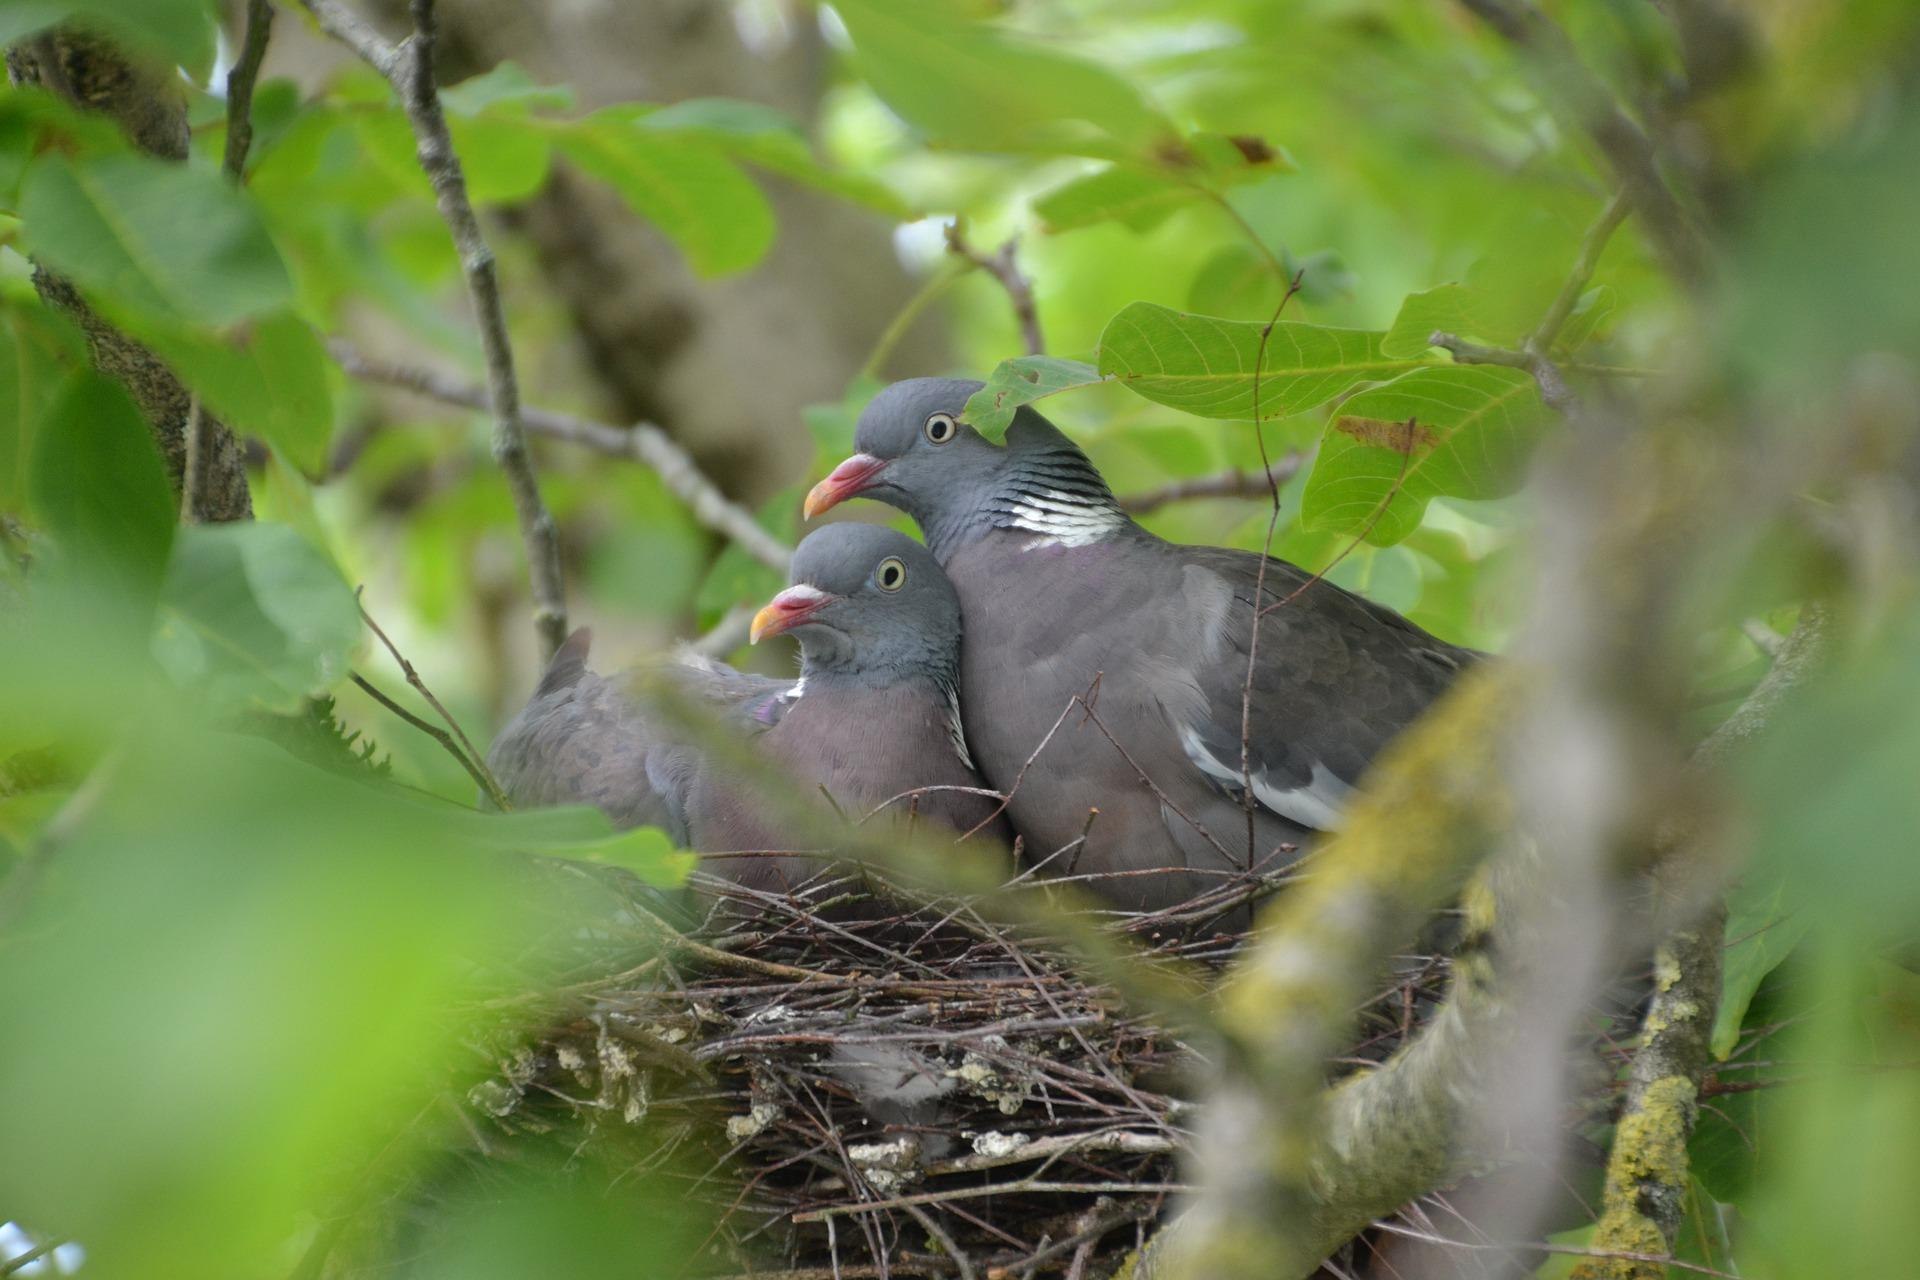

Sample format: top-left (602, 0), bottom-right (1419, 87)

top-left (751, 523), bottom-right (960, 682)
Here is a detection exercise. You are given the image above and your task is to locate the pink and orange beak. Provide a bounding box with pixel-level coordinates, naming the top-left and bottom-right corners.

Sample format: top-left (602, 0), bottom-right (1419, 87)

top-left (804, 453), bottom-right (888, 520)
top-left (750, 583), bottom-right (837, 644)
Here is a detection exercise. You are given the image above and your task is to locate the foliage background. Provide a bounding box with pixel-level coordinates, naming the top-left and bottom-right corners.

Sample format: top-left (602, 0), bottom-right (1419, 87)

top-left (2, 0), bottom-right (1919, 1277)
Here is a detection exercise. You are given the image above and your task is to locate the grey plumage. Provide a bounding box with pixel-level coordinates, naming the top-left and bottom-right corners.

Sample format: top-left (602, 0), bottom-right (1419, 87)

top-left (488, 524), bottom-right (1008, 895)
top-left (807, 377), bottom-right (1475, 921)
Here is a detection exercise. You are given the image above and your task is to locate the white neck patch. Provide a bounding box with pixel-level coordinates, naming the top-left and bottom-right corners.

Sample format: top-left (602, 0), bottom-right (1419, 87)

top-left (1005, 488), bottom-right (1127, 549)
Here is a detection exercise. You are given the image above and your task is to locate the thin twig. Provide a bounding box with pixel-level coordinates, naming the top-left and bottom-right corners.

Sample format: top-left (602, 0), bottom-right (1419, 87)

top-left (1117, 454), bottom-right (1307, 514)
top-left (1530, 190), bottom-right (1630, 352)
top-left (348, 671), bottom-right (506, 807)
top-left (356, 593), bottom-right (507, 807)
top-left (862, 258), bottom-right (968, 380)
top-left (302, 0), bottom-right (568, 658)
top-left (792, 1182), bottom-right (1190, 1223)
top-left (899, 1203), bottom-right (977, 1280)
top-left (332, 342), bottom-right (791, 572)
top-left (0, 1239), bottom-right (63, 1278)
top-left (944, 219), bottom-right (1045, 356)
top-left (223, 0), bottom-right (276, 180)
top-left (1431, 331), bottom-right (1578, 418)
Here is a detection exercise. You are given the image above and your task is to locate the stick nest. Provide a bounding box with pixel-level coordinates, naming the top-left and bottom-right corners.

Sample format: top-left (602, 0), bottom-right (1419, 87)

top-left (463, 866), bottom-right (1446, 1278)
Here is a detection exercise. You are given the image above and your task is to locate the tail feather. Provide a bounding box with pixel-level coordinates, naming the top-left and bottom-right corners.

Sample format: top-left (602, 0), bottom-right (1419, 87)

top-left (534, 626), bottom-right (594, 698)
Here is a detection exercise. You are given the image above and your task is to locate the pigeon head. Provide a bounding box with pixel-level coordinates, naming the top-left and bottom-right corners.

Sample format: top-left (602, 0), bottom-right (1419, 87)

top-left (804, 378), bottom-right (1003, 529)
top-left (750, 523), bottom-right (960, 682)
top-left (806, 377), bottom-right (1125, 555)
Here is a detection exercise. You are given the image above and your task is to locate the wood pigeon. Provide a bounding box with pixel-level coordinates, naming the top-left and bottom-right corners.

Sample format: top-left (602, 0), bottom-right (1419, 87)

top-left (488, 522), bottom-right (1007, 894)
top-left (805, 378), bottom-right (1476, 919)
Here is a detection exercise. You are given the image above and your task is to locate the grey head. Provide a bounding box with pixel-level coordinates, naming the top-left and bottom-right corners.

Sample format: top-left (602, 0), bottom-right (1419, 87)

top-left (750, 522), bottom-right (961, 686)
top-left (804, 377), bottom-right (1125, 556)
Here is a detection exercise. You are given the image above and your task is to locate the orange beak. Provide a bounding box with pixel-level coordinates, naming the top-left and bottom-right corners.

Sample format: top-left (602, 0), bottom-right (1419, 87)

top-left (750, 584), bottom-right (836, 643)
top-left (804, 453), bottom-right (889, 520)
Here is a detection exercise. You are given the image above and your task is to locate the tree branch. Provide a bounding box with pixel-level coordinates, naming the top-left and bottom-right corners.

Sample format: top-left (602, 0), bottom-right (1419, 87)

top-left (6, 32), bottom-right (252, 520)
top-left (222, 0), bottom-right (276, 180)
top-left (945, 219), bottom-right (1045, 356)
top-left (1118, 455), bottom-right (1306, 515)
top-left (301, 0), bottom-right (568, 658)
top-left (1531, 189), bottom-right (1630, 353)
top-left (1431, 331), bottom-right (1578, 418)
top-left (331, 343), bottom-right (792, 571)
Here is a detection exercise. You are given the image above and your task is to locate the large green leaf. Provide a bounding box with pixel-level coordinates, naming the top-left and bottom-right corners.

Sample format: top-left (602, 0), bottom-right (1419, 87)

top-left (28, 371), bottom-right (176, 614)
top-left (0, 0), bottom-right (216, 73)
top-left (962, 357), bottom-right (1103, 440)
top-left (1097, 302), bottom-right (1433, 421)
top-left (1034, 167), bottom-right (1204, 234)
top-left (557, 113), bottom-right (775, 277)
top-left (154, 311), bottom-right (336, 477)
top-left (0, 298), bottom-right (79, 506)
top-left (1381, 283), bottom-right (1485, 358)
top-left (20, 152), bottom-right (294, 329)
top-left (1712, 873), bottom-right (1812, 1059)
top-left (832, 0), bottom-right (1167, 155)
top-left (1299, 364), bottom-right (1550, 546)
top-left (642, 98), bottom-right (911, 218)
top-left (154, 523), bottom-right (363, 714)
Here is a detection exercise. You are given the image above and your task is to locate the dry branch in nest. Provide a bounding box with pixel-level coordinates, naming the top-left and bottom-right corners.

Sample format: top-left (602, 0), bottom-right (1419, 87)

top-left (452, 863), bottom-right (1466, 1280)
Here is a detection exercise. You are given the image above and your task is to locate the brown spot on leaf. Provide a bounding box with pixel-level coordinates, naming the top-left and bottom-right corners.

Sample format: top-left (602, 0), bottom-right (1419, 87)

top-left (1228, 135), bottom-right (1275, 165)
top-left (1152, 137), bottom-right (1197, 168)
top-left (1334, 415), bottom-right (1438, 453)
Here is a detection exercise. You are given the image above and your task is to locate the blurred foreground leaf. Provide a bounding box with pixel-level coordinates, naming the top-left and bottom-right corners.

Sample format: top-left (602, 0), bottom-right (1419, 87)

top-left (963, 356), bottom-right (1102, 440)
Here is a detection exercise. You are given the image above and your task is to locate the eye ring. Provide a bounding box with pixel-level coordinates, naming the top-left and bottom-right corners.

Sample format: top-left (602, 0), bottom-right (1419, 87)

top-left (875, 556), bottom-right (908, 592)
top-left (924, 412), bottom-right (958, 444)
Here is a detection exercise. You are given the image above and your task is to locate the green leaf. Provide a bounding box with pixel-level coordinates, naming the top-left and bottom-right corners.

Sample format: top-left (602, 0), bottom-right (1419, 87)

top-left (832, 0), bottom-right (1167, 155)
top-left (537, 823), bottom-right (695, 888)
top-left (0, 298), bottom-right (80, 506)
top-left (0, 0), bottom-right (216, 72)
top-left (154, 311), bottom-right (335, 477)
top-left (1555, 285), bottom-right (1615, 351)
top-left (1381, 283), bottom-right (1483, 358)
top-left (352, 108), bottom-right (554, 206)
top-left (695, 488), bottom-right (798, 627)
top-left (20, 151), bottom-right (293, 329)
top-left (1187, 243), bottom-right (1289, 320)
top-left (28, 371), bottom-right (175, 614)
top-left (642, 98), bottom-right (911, 218)
top-left (1299, 364), bottom-right (1551, 546)
top-left (1098, 302), bottom-right (1433, 421)
top-left (1034, 167), bottom-right (1202, 234)
top-left (439, 61), bottom-right (576, 116)
top-left (557, 114), bottom-right (774, 277)
top-left (154, 523), bottom-right (363, 714)
top-left (1712, 873), bottom-right (1812, 1059)
top-left (962, 357), bottom-right (1103, 440)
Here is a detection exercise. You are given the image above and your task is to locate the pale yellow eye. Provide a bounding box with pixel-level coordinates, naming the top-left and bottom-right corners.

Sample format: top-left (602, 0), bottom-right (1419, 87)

top-left (875, 557), bottom-right (907, 591)
top-left (924, 412), bottom-right (958, 444)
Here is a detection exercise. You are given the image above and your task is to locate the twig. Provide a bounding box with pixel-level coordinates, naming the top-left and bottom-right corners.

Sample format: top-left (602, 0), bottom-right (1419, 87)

top-left (223, 0), bottom-right (275, 180)
top-left (356, 594), bottom-right (508, 808)
top-left (0, 1238), bottom-right (63, 1278)
top-left (944, 219), bottom-right (1045, 356)
top-left (862, 258), bottom-right (968, 380)
top-left (302, 0), bottom-right (568, 658)
top-left (1117, 454), bottom-right (1306, 514)
top-left (332, 343), bottom-right (791, 572)
top-left (900, 1202), bottom-right (977, 1280)
top-left (1431, 331), bottom-right (1578, 418)
top-left (792, 1182), bottom-right (1190, 1223)
top-left (1531, 190), bottom-right (1630, 352)
top-left (349, 671), bottom-right (506, 807)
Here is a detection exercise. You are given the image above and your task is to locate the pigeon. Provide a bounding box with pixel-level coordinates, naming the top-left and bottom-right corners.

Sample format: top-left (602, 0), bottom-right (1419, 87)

top-left (805, 377), bottom-right (1476, 920)
top-left (488, 522), bottom-right (1008, 896)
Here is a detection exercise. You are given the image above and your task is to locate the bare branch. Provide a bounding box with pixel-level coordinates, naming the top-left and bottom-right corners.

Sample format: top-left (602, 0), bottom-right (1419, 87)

top-left (1117, 455), bottom-right (1307, 515)
top-left (348, 672), bottom-right (504, 807)
top-left (945, 219), bottom-right (1045, 356)
top-left (223, 0), bottom-right (276, 180)
top-left (301, 0), bottom-right (568, 658)
top-left (332, 343), bottom-right (792, 572)
top-left (356, 595), bottom-right (510, 810)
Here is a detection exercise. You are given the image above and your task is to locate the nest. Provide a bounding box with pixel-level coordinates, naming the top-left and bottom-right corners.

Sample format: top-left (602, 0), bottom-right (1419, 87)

top-left (465, 863), bottom-right (1454, 1279)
